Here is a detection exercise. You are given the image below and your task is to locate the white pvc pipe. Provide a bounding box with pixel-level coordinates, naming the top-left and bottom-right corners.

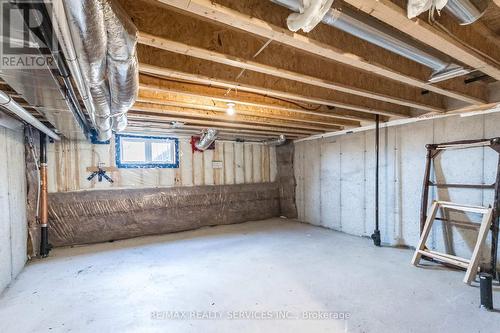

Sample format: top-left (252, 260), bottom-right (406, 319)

top-left (0, 91), bottom-right (61, 141)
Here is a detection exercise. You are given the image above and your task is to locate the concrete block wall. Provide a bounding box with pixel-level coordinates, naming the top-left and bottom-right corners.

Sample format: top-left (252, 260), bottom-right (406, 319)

top-left (0, 126), bottom-right (28, 294)
top-left (295, 112), bottom-right (500, 262)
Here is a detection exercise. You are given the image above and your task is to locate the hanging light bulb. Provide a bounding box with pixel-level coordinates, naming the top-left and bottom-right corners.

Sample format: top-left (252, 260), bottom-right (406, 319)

top-left (226, 102), bottom-right (236, 116)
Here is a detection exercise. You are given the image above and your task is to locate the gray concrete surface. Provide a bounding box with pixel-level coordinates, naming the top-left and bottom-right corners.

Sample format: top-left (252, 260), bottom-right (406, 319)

top-left (1, 219), bottom-right (499, 333)
top-left (0, 125), bottom-right (28, 294)
top-left (295, 112), bottom-right (500, 261)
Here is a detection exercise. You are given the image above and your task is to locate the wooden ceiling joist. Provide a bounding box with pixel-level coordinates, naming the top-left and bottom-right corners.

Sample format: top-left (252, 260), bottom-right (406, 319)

top-left (131, 101), bottom-right (342, 132)
top-left (139, 63), bottom-right (411, 119)
top-left (136, 97), bottom-right (355, 129)
top-left (126, 122), bottom-right (304, 139)
top-left (139, 32), bottom-right (445, 113)
top-left (139, 76), bottom-right (377, 123)
top-left (127, 112), bottom-right (320, 135)
top-left (137, 91), bottom-right (361, 128)
top-left (343, 0), bottom-right (500, 82)
top-left (153, 0), bottom-right (486, 106)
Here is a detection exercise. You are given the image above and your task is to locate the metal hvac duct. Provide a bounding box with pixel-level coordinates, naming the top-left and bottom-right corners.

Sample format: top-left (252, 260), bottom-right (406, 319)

top-left (195, 128), bottom-right (218, 151)
top-left (264, 134), bottom-right (287, 146)
top-left (271, 0), bottom-right (469, 83)
top-left (103, 0), bottom-right (138, 133)
top-left (65, 0), bottom-right (138, 141)
top-left (445, 0), bottom-right (488, 25)
top-left (66, 0), bottom-right (111, 141)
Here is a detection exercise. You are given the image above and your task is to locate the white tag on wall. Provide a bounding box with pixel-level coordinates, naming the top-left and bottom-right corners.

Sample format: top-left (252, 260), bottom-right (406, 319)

top-left (212, 161), bottom-right (223, 169)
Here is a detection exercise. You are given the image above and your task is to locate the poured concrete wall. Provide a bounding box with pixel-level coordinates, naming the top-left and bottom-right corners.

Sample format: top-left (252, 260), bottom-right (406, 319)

top-left (295, 113), bottom-right (500, 263)
top-left (0, 125), bottom-right (28, 294)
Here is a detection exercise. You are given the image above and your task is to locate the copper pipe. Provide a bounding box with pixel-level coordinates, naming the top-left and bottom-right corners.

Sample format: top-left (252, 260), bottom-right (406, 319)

top-left (39, 132), bottom-right (51, 257)
top-left (40, 164), bottom-right (48, 227)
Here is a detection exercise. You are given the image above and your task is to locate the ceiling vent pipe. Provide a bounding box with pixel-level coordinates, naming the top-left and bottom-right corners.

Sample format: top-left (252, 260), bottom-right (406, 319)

top-left (264, 134), bottom-right (287, 146)
top-left (195, 128), bottom-right (218, 151)
top-left (271, 0), bottom-right (469, 83)
top-left (0, 91), bottom-right (60, 141)
top-left (444, 0), bottom-right (488, 25)
top-left (65, 0), bottom-right (138, 141)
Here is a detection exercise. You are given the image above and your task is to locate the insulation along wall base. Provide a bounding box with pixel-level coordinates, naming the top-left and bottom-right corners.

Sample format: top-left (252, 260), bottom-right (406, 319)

top-left (48, 183), bottom-right (281, 247)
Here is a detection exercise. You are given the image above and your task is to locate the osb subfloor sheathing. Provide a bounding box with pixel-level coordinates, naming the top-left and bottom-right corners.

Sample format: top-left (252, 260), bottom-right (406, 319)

top-left (1, 219), bottom-right (499, 333)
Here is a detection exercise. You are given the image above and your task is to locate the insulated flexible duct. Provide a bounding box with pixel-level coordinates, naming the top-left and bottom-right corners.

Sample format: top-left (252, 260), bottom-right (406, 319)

top-left (103, 0), bottom-right (138, 132)
top-left (272, 0), bottom-right (468, 82)
top-left (65, 0), bottom-right (138, 140)
top-left (265, 134), bottom-right (287, 146)
top-left (195, 129), bottom-right (218, 151)
top-left (66, 0), bottom-right (111, 141)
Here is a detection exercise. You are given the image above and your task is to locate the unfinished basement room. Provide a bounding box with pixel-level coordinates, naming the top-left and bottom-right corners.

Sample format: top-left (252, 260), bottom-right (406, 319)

top-left (1, 0), bottom-right (500, 332)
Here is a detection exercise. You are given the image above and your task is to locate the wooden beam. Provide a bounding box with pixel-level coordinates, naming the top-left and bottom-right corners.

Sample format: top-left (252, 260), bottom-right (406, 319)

top-left (137, 90), bottom-right (361, 128)
top-left (140, 63), bottom-right (411, 119)
top-left (153, 0), bottom-right (486, 105)
top-left (139, 31), bottom-right (444, 113)
top-left (126, 122), bottom-right (303, 139)
top-left (136, 97), bottom-right (355, 128)
top-left (127, 112), bottom-right (319, 135)
top-left (343, 0), bottom-right (500, 81)
top-left (139, 75), bottom-right (376, 122)
top-left (131, 101), bottom-right (342, 131)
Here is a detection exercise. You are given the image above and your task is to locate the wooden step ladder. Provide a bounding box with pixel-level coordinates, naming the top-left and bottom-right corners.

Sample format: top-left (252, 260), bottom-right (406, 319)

top-left (412, 201), bottom-right (494, 285)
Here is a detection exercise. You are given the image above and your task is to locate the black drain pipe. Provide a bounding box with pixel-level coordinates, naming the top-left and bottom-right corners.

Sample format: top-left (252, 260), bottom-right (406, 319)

top-left (39, 132), bottom-right (51, 257)
top-left (371, 115), bottom-right (381, 246)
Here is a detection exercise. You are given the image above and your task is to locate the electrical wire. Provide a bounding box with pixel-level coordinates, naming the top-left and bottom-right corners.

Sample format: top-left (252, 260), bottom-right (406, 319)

top-left (428, 7), bottom-right (500, 70)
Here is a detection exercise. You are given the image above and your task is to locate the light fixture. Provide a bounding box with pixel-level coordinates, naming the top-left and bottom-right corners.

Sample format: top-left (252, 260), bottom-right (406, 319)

top-left (226, 102), bottom-right (236, 116)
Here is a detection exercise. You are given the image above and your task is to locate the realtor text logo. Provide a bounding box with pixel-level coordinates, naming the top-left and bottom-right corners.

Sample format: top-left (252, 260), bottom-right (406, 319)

top-left (0, 0), bottom-right (56, 69)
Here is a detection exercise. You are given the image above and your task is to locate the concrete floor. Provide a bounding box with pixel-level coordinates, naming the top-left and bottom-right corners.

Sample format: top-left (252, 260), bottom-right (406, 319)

top-left (1, 219), bottom-right (499, 333)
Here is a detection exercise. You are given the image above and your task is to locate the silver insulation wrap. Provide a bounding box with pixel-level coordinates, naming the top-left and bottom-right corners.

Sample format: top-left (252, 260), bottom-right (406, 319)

top-left (195, 129), bottom-right (218, 151)
top-left (103, 0), bottom-right (138, 132)
top-left (65, 0), bottom-right (138, 140)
